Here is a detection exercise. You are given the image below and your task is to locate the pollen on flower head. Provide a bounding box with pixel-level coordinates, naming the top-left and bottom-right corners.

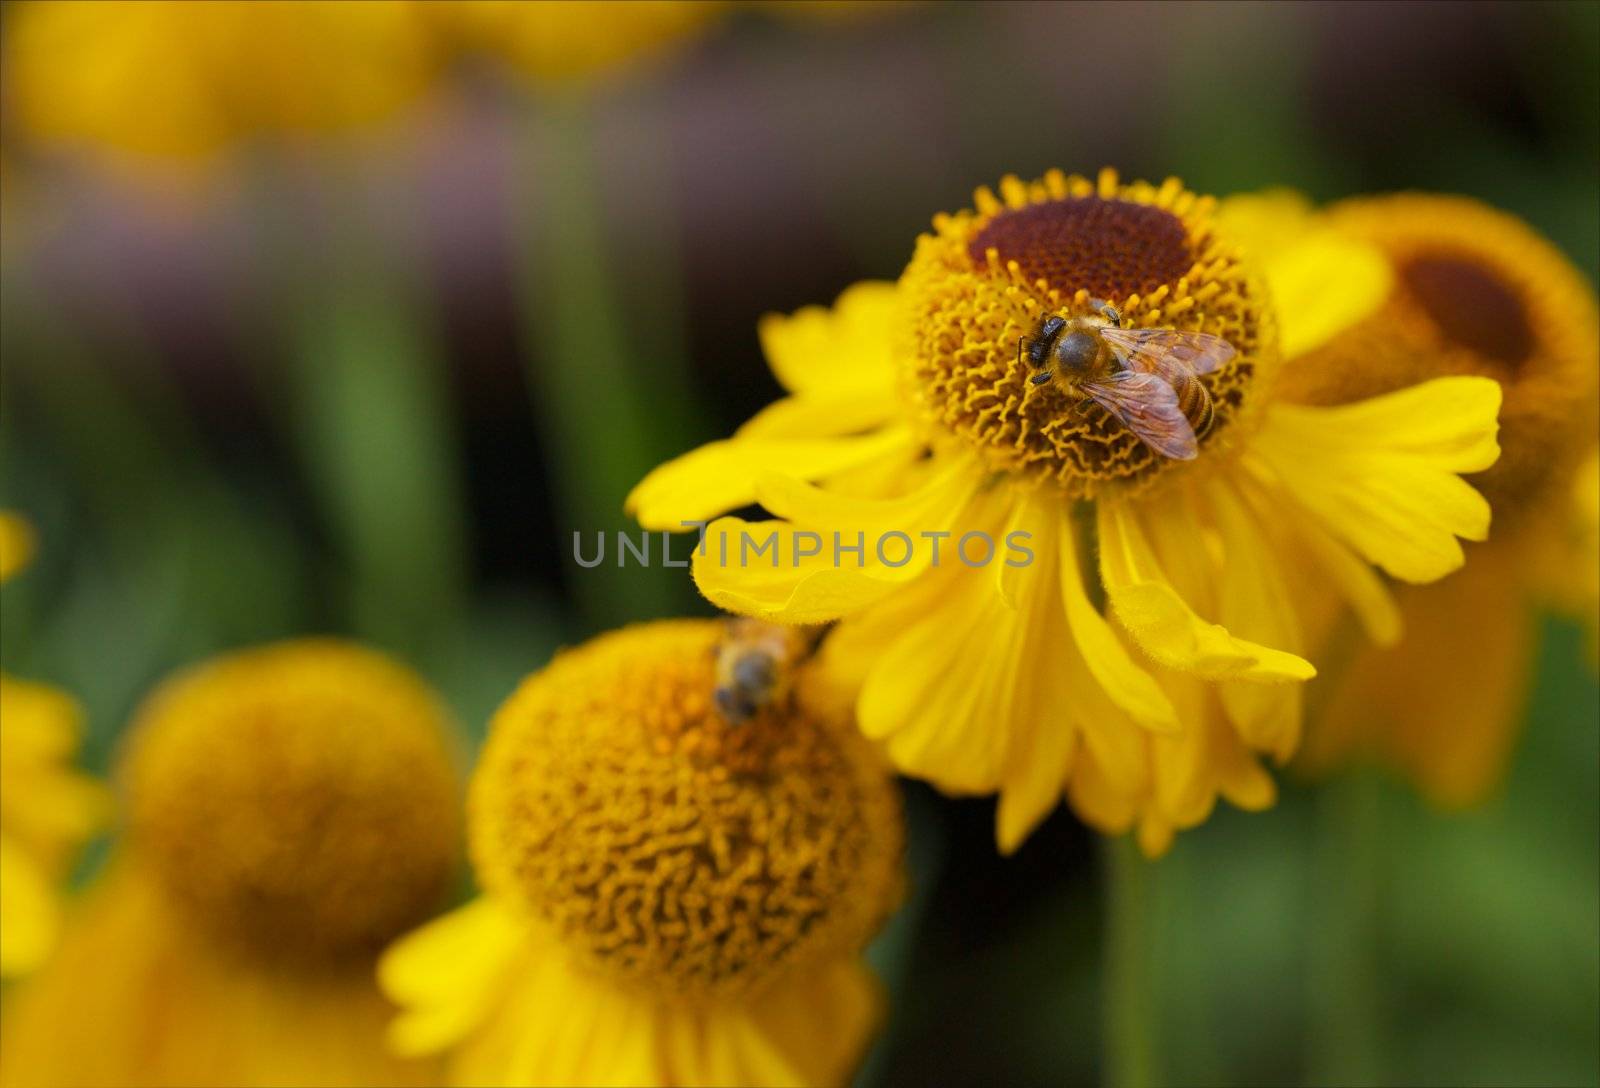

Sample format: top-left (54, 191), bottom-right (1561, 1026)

top-left (122, 639), bottom-right (461, 966)
top-left (1276, 193), bottom-right (1600, 529)
top-left (470, 620), bottom-right (904, 1000)
top-left (900, 168), bottom-right (1277, 498)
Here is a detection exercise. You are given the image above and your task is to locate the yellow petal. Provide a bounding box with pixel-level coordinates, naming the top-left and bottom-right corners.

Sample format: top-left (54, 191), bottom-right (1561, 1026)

top-left (758, 280), bottom-right (899, 395)
top-left (1098, 499), bottom-right (1316, 682)
top-left (693, 463), bottom-right (983, 625)
top-left (0, 512), bottom-right (37, 584)
top-left (626, 427), bottom-right (912, 531)
top-left (854, 567), bottom-right (1018, 794)
top-left (735, 384), bottom-right (900, 440)
top-left (1240, 464), bottom-right (1402, 647)
top-left (379, 897), bottom-right (529, 1058)
top-left (746, 960), bottom-right (883, 1088)
top-left (1303, 548), bottom-right (1532, 807)
top-left (0, 832), bottom-right (60, 977)
top-left (1254, 377), bottom-right (1501, 583)
top-left (1272, 231), bottom-right (1393, 359)
top-left (1206, 478), bottom-right (1305, 761)
top-left (1216, 190), bottom-right (1394, 359)
top-left (1055, 502), bottom-right (1179, 734)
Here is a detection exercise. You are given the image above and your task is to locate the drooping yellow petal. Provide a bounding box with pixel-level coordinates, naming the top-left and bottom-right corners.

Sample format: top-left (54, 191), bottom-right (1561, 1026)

top-left (1253, 376), bottom-right (1501, 583)
top-left (380, 897), bottom-right (530, 1058)
top-left (1239, 463), bottom-right (1403, 647)
top-left (758, 280), bottom-right (900, 395)
top-left (1098, 499), bottom-right (1316, 682)
top-left (1054, 502), bottom-right (1179, 734)
top-left (854, 565), bottom-right (1020, 794)
top-left (1206, 478), bottom-right (1305, 761)
top-left (1302, 546), bottom-right (1533, 807)
top-left (626, 427), bottom-right (913, 530)
top-left (0, 512), bottom-right (37, 583)
top-left (692, 462), bottom-right (984, 624)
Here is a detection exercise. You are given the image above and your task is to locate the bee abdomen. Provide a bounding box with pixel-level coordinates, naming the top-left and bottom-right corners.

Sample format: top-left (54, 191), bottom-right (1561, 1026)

top-left (1177, 379), bottom-right (1215, 438)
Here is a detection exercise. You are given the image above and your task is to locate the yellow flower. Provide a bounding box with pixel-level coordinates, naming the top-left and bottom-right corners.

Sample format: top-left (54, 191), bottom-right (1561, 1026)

top-left (381, 619), bottom-right (903, 1087)
top-left (1234, 192), bottom-right (1600, 805)
top-left (0, 639), bottom-right (461, 1087)
top-left (426, 0), bottom-right (723, 87)
top-left (0, 513), bottom-right (107, 981)
top-left (630, 169), bottom-right (1502, 855)
top-left (4, 1), bottom-right (439, 166)
top-left (0, 677), bottom-right (107, 980)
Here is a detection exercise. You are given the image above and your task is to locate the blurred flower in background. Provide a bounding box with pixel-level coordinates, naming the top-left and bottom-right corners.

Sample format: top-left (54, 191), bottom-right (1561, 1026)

top-left (383, 620), bottom-right (903, 1086)
top-left (1245, 193), bottom-right (1600, 805)
top-left (0, 640), bottom-right (460, 1087)
top-left (0, 513), bottom-right (107, 980)
top-left (5, 1), bottom-right (439, 170)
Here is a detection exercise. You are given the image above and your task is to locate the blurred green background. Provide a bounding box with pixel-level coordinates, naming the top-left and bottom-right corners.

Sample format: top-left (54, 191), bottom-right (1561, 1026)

top-left (0, 2), bottom-right (1596, 1086)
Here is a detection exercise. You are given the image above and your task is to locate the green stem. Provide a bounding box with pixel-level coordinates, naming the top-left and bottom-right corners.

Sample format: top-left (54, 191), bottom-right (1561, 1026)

top-left (1306, 771), bottom-right (1386, 1086)
top-left (1103, 836), bottom-right (1158, 1088)
top-left (514, 95), bottom-right (690, 631)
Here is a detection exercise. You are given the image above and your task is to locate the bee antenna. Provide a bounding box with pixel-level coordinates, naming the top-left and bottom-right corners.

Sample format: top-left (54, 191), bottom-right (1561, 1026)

top-left (1016, 335), bottom-right (1027, 368)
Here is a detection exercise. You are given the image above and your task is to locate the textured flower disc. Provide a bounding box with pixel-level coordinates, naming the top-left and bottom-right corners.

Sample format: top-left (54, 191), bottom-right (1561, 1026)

top-left (122, 640), bottom-right (461, 966)
top-left (898, 168), bottom-right (1278, 498)
top-left (1277, 193), bottom-right (1600, 529)
top-left (471, 620), bottom-right (904, 1000)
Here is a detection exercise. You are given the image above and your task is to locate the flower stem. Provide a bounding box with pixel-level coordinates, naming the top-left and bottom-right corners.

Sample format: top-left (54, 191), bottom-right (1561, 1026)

top-left (1103, 836), bottom-right (1158, 1088)
top-left (514, 94), bottom-right (691, 631)
top-left (1306, 770), bottom-right (1386, 1086)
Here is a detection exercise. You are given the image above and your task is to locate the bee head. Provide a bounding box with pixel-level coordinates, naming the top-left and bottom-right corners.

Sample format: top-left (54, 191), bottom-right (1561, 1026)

top-left (1052, 330), bottom-right (1100, 375)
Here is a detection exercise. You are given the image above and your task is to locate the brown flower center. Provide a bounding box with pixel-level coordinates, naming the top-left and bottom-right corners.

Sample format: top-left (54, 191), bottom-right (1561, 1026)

top-left (1400, 254), bottom-right (1533, 367)
top-left (967, 197), bottom-right (1193, 299)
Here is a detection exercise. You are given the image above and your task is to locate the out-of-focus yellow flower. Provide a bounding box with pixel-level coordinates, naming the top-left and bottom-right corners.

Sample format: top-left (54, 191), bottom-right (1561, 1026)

top-left (382, 619), bottom-right (903, 1086)
top-left (630, 169), bottom-right (1501, 856)
top-left (426, 0), bottom-right (723, 87)
top-left (1228, 191), bottom-right (1599, 805)
top-left (0, 513), bottom-right (107, 981)
top-left (0, 678), bottom-right (107, 980)
top-left (4, 1), bottom-right (439, 167)
top-left (0, 640), bottom-right (461, 1087)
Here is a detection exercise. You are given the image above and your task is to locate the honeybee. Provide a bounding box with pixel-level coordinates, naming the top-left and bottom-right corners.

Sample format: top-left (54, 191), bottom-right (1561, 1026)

top-left (712, 619), bottom-right (813, 724)
top-left (1019, 300), bottom-right (1235, 461)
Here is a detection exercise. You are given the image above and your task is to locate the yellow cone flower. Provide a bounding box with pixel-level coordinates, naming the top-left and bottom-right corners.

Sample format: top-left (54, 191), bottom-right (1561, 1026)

top-left (0, 513), bottom-right (108, 980)
top-left (1228, 192), bottom-right (1600, 805)
top-left (630, 169), bottom-right (1502, 855)
top-left (0, 639), bottom-right (461, 1087)
top-left (4, 1), bottom-right (439, 167)
top-left (381, 619), bottom-right (904, 1087)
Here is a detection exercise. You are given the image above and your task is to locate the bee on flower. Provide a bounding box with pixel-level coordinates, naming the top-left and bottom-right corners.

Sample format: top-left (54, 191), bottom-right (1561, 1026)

top-left (0, 640), bottom-right (462, 1088)
top-left (381, 619), bottom-right (904, 1087)
top-left (629, 168), bottom-right (1503, 855)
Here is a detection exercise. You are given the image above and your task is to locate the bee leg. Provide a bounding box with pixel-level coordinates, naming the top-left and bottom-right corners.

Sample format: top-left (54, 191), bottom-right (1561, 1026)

top-left (1030, 370), bottom-right (1053, 386)
top-left (1100, 303), bottom-right (1121, 325)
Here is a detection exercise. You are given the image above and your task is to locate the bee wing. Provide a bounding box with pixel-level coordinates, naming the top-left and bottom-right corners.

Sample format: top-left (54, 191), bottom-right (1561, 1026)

top-left (1099, 326), bottom-right (1236, 385)
top-left (1082, 371), bottom-right (1199, 461)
